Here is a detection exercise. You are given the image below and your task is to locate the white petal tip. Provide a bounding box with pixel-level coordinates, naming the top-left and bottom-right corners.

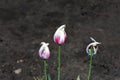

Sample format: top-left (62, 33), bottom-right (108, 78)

top-left (41, 42), bottom-right (49, 46)
top-left (61, 24), bottom-right (66, 27)
top-left (90, 37), bottom-right (96, 42)
top-left (41, 42), bottom-right (45, 45)
top-left (97, 42), bottom-right (101, 44)
top-left (59, 24), bottom-right (66, 29)
top-left (46, 43), bottom-right (49, 45)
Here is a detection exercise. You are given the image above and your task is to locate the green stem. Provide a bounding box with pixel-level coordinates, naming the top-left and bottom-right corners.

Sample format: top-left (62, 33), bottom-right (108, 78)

top-left (44, 59), bottom-right (47, 80)
top-left (87, 49), bottom-right (93, 80)
top-left (58, 46), bottom-right (61, 80)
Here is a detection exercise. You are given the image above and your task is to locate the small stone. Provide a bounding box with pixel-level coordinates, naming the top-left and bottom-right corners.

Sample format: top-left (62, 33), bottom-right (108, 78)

top-left (17, 59), bottom-right (24, 63)
top-left (14, 68), bottom-right (22, 74)
top-left (19, 59), bottom-right (23, 63)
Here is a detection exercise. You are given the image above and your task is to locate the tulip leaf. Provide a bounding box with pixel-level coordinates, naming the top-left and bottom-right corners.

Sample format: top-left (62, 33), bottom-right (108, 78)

top-left (33, 76), bottom-right (44, 80)
top-left (76, 75), bottom-right (80, 80)
top-left (33, 77), bottom-right (37, 80)
top-left (47, 74), bottom-right (51, 80)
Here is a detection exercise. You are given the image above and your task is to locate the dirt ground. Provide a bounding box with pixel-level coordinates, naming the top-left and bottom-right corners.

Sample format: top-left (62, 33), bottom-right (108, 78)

top-left (0, 0), bottom-right (120, 80)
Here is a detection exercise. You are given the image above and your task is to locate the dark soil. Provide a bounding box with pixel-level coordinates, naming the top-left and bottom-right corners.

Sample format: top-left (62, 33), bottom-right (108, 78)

top-left (0, 0), bottom-right (120, 80)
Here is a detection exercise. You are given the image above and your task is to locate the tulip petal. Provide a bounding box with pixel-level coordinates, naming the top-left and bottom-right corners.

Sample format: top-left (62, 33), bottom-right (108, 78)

top-left (53, 25), bottom-right (67, 45)
top-left (38, 42), bottom-right (50, 59)
top-left (55, 36), bottom-right (60, 44)
top-left (86, 37), bottom-right (100, 56)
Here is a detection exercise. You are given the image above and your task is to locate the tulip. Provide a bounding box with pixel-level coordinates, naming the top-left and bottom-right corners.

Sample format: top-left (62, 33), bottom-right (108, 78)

top-left (86, 37), bottom-right (101, 56)
top-left (38, 42), bottom-right (50, 80)
top-left (53, 25), bottom-right (67, 80)
top-left (39, 42), bottom-right (50, 59)
top-left (86, 37), bottom-right (101, 80)
top-left (54, 25), bottom-right (67, 45)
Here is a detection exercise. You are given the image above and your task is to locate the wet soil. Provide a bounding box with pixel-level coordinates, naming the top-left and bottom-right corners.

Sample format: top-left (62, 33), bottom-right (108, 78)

top-left (0, 0), bottom-right (120, 80)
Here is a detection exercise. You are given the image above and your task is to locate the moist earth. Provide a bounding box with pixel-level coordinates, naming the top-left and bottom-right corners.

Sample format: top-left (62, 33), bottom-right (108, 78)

top-left (0, 0), bottom-right (120, 80)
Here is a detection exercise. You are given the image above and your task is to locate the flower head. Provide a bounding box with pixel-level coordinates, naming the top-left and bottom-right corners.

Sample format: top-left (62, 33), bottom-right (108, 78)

top-left (54, 25), bottom-right (67, 45)
top-left (86, 37), bottom-right (101, 56)
top-left (38, 42), bottom-right (50, 59)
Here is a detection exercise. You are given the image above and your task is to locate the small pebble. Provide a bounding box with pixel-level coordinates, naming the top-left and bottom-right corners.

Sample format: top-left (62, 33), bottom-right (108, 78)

top-left (17, 59), bottom-right (24, 63)
top-left (14, 68), bottom-right (22, 74)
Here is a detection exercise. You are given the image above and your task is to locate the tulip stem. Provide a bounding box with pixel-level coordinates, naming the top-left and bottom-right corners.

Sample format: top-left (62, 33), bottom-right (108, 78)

top-left (87, 49), bottom-right (93, 80)
top-left (58, 45), bottom-right (61, 80)
top-left (44, 59), bottom-right (47, 80)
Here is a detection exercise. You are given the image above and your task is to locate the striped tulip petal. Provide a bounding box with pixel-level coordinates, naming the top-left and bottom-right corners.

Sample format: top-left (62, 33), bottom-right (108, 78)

top-left (54, 25), bottom-right (67, 45)
top-left (39, 42), bottom-right (50, 59)
top-left (86, 37), bottom-right (101, 56)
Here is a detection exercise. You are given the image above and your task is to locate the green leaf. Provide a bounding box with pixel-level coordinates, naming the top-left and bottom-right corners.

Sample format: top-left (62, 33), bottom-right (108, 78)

top-left (47, 74), bottom-right (51, 80)
top-left (76, 75), bottom-right (80, 80)
top-left (33, 76), bottom-right (44, 80)
top-left (33, 77), bottom-right (37, 80)
top-left (37, 77), bottom-right (40, 80)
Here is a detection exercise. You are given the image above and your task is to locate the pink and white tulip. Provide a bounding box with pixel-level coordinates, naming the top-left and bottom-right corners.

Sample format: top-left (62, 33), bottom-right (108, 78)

top-left (86, 37), bottom-right (101, 55)
top-left (39, 42), bottom-right (50, 59)
top-left (54, 25), bottom-right (67, 45)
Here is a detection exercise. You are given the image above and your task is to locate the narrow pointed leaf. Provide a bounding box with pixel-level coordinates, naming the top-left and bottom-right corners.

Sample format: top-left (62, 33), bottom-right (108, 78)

top-left (47, 74), bottom-right (51, 80)
top-left (33, 77), bottom-right (37, 80)
top-left (76, 75), bottom-right (80, 80)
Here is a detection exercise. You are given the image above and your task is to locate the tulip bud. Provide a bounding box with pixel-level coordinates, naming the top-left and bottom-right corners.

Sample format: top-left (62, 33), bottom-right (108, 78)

top-left (54, 25), bottom-right (67, 45)
top-left (39, 42), bottom-right (50, 59)
top-left (86, 37), bottom-right (101, 56)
